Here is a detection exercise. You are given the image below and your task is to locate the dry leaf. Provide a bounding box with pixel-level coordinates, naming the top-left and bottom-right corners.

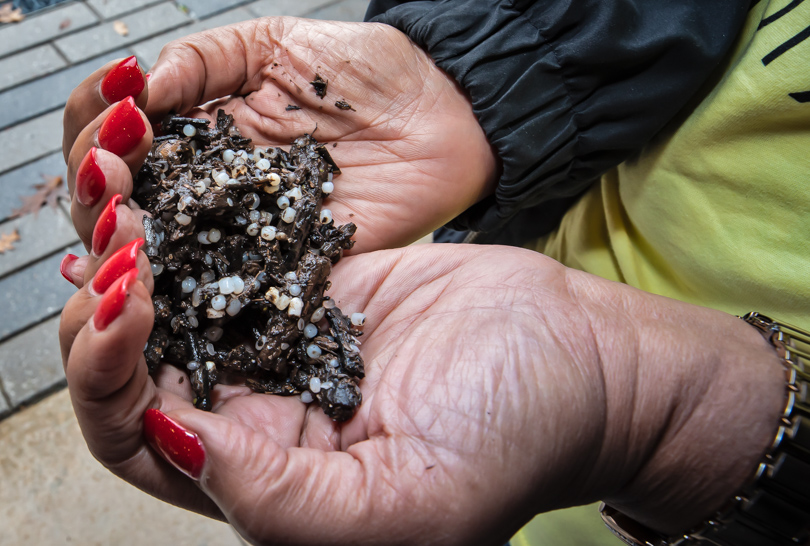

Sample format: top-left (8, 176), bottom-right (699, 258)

top-left (10, 174), bottom-right (70, 219)
top-left (0, 229), bottom-right (20, 254)
top-left (0, 3), bottom-right (24, 23)
top-left (59, 18), bottom-right (71, 30)
top-left (113, 20), bottom-right (129, 36)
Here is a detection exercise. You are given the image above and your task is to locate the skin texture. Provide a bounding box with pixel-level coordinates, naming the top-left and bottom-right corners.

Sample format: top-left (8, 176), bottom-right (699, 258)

top-left (60, 17), bottom-right (788, 546)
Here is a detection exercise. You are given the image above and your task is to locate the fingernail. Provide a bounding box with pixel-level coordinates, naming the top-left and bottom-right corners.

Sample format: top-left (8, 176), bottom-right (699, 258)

top-left (94, 267), bottom-right (138, 331)
top-left (100, 56), bottom-right (145, 104)
top-left (92, 238), bottom-right (144, 294)
top-left (98, 97), bottom-right (147, 156)
top-left (145, 73), bottom-right (152, 82)
top-left (60, 254), bottom-right (78, 285)
top-left (143, 408), bottom-right (205, 480)
top-left (76, 147), bottom-right (106, 207)
top-left (92, 194), bottom-right (122, 256)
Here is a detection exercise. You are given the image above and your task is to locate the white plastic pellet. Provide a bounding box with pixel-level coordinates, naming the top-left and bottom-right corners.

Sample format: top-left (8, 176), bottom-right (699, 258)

top-left (306, 344), bottom-right (322, 359)
top-left (246, 223), bottom-right (260, 236)
top-left (288, 297), bottom-right (304, 317)
top-left (328, 358), bottom-right (339, 368)
top-left (320, 209), bottom-right (333, 224)
top-left (310, 307), bottom-right (325, 322)
top-left (183, 124), bottom-right (197, 137)
top-left (208, 228), bottom-right (221, 243)
top-left (304, 323), bottom-right (318, 338)
top-left (300, 391), bottom-right (314, 404)
top-left (323, 298), bottom-right (336, 309)
top-left (206, 342), bottom-right (215, 355)
top-left (151, 263), bottom-right (164, 276)
top-left (218, 277), bottom-right (235, 295)
top-left (277, 196), bottom-right (290, 209)
top-left (309, 376), bottom-right (322, 393)
top-left (260, 226), bottom-right (277, 241)
top-left (282, 207), bottom-right (296, 223)
top-left (256, 158), bottom-right (271, 171)
top-left (191, 287), bottom-right (202, 307)
top-left (285, 187), bottom-right (302, 201)
top-left (181, 277), bottom-right (197, 293)
top-left (232, 276), bottom-right (245, 295)
top-left (188, 316), bottom-right (199, 328)
top-left (215, 171), bottom-right (230, 185)
top-left (267, 173), bottom-right (281, 186)
top-left (350, 312), bottom-right (366, 327)
top-left (222, 149), bottom-right (235, 163)
top-left (249, 210), bottom-right (261, 222)
top-left (322, 181), bottom-right (334, 194)
top-left (275, 294), bottom-right (291, 311)
top-left (289, 284), bottom-right (302, 296)
top-left (211, 294), bottom-right (227, 310)
top-left (226, 298), bottom-right (242, 316)
top-left (197, 231), bottom-right (210, 244)
top-left (174, 213), bottom-right (192, 225)
top-left (187, 361), bottom-right (200, 371)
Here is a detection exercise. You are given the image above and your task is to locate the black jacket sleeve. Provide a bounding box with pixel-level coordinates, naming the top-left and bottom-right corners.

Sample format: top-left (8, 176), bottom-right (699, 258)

top-left (365, 0), bottom-right (751, 240)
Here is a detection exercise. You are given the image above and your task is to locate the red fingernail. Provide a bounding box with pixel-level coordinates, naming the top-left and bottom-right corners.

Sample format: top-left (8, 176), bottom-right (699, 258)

top-left (98, 97), bottom-right (147, 156)
top-left (92, 194), bottom-right (122, 256)
top-left (145, 73), bottom-right (152, 82)
top-left (101, 56), bottom-right (145, 104)
top-left (94, 267), bottom-right (138, 331)
top-left (143, 409), bottom-right (205, 480)
top-left (92, 238), bottom-right (144, 294)
top-left (76, 147), bottom-right (106, 207)
top-left (60, 254), bottom-right (78, 285)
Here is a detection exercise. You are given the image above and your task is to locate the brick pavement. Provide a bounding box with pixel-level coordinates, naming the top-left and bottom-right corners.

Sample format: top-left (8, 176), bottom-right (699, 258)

top-left (0, 0), bottom-right (367, 419)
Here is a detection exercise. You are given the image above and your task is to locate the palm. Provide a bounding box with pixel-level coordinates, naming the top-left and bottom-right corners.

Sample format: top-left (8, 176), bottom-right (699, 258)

top-left (147, 18), bottom-right (496, 253)
top-left (84, 244), bottom-right (603, 544)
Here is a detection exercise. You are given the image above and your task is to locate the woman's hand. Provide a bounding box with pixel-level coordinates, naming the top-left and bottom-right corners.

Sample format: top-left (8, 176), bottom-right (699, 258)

top-left (62, 18), bottom-right (497, 257)
top-left (59, 240), bottom-right (787, 545)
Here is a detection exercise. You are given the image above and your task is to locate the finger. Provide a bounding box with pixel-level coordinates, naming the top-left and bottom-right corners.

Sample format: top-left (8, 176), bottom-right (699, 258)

top-left (60, 253), bottom-right (90, 289)
top-left (143, 408), bottom-right (404, 544)
top-left (146, 21), bottom-right (267, 121)
top-left (63, 56), bottom-right (148, 161)
top-left (70, 148), bottom-right (140, 250)
top-left (82, 236), bottom-right (154, 298)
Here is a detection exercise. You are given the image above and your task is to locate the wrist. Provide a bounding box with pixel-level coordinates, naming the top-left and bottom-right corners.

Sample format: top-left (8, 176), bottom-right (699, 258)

top-left (562, 271), bottom-right (786, 533)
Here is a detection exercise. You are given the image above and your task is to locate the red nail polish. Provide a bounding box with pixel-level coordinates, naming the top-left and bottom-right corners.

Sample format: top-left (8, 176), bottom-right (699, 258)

top-left (143, 408), bottom-right (205, 480)
top-left (94, 267), bottom-right (138, 331)
top-left (101, 56), bottom-right (145, 104)
top-left (98, 97), bottom-right (147, 156)
top-left (76, 147), bottom-right (106, 207)
top-left (145, 73), bottom-right (152, 82)
top-left (60, 254), bottom-right (78, 285)
top-left (92, 194), bottom-right (122, 256)
top-left (92, 238), bottom-right (144, 294)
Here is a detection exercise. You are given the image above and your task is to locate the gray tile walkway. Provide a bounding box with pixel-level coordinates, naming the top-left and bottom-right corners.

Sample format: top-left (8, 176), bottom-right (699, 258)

top-left (0, 44), bottom-right (67, 91)
top-left (0, 207), bottom-right (79, 278)
top-left (85, 0), bottom-right (165, 19)
top-left (247, 0), bottom-right (336, 17)
top-left (54, 2), bottom-right (192, 62)
top-left (0, 2), bottom-right (99, 58)
top-left (0, 109), bottom-right (64, 175)
top-left (0, 242), bottom-right (83, 342)
top-left (178, 0), bottom-right (252, 19)
top-left (131, 7), bottom-right (254, 68)
top-left (0, 49), bottom-right (129, 130)
top-left (0, 152), bottom-right (66, 222)
top-left (0, 317), bottom-right (65, 407)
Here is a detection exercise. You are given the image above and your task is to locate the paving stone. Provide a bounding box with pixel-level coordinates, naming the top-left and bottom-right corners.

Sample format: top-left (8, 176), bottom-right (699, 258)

top-left (0, 390), bottom-right (246, 545)
top-left (0, 109), bottom-right (64, 176)
top-left (0, 389), bottom-right (9, 419)
top-left (131, 7), bottom-right (255, 69)
top-left (86, 0), bottom-right (165, 20)
top-left (0, 45), bottom-right (67, 91)
top-left (0, 317), bottom-right (65, 407)
top-left (0, 2), bottom-right (99, 59)
top-left (0, 243), bottom-right (83, 341)
top-left (247, 0), bottom-right (336, 17)
top-left (0, 48), bottom-right (129, 130)
top-left (54, 2), bottom-right (192, 63)
top-left (0, 152), bottom-right (66, 222)
top-left (307, 0), bottom-right (368, 21)
top-left (0, 206), bottom-right (79, 278)
top-left (176, 0), bottom-right (251, 19)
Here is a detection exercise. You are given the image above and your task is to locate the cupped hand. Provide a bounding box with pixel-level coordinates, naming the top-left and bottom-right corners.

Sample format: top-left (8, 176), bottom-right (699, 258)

top-left (62, 18), bottom-right (497, 257)
top-left (59, 241), bottom-right (786, 545)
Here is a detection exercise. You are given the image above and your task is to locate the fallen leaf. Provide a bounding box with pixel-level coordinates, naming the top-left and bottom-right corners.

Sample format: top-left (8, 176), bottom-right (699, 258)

top-left (0, 229), bottom-right (20, 254)
top-left (113, 20), bottom-right (129, 36)
top-left (0, 3), bottom-right (24, 23)
top-left (10, 174), bottom-right (70, 219)
top-left (59, 18), bottom-right (71, 30)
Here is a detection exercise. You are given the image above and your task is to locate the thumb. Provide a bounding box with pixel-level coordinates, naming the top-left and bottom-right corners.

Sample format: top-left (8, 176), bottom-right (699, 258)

top-left (143, 408), bottom-right (396, 545)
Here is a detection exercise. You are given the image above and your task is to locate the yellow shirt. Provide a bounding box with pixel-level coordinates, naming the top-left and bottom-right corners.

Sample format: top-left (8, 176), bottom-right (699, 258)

top-left (516, 1), bottom-right (810, 544)
top-left (538, 0), bottom-right (810, 329)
